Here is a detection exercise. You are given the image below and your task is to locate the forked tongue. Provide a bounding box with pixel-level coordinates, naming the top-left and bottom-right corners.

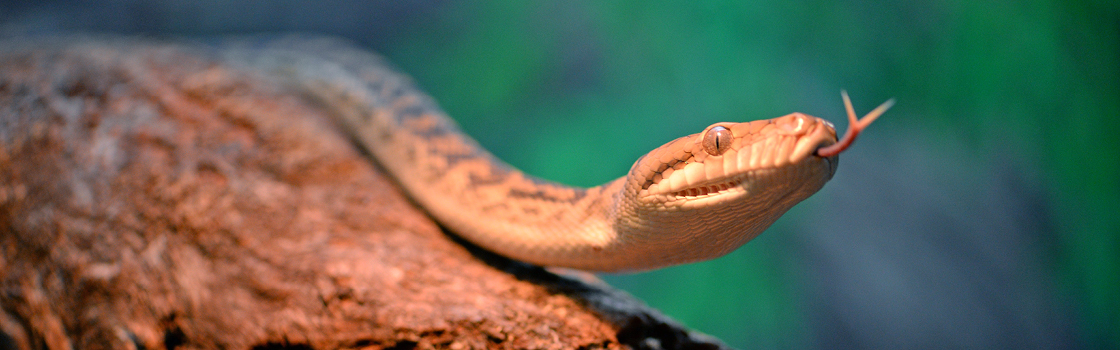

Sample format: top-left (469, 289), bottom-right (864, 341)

top-left (815, 91), bottom-right (895, 157)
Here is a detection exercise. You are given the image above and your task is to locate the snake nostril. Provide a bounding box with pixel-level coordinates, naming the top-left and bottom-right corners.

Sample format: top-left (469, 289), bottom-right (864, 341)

top-left (777, 114), bottom-right (808, 135)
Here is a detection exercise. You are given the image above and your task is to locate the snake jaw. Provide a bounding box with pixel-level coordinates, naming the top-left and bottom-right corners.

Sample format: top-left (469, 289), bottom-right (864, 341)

top-left (668, 178), bottom-right (744, 198)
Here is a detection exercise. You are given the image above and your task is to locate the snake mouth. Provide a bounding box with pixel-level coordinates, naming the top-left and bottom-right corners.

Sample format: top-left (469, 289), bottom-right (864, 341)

top-left (669, 178), bottom-right (744, 198)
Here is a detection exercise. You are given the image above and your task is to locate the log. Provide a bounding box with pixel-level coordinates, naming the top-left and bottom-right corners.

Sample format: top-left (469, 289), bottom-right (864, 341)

top-left (0, 36), bottom-right (729, 350)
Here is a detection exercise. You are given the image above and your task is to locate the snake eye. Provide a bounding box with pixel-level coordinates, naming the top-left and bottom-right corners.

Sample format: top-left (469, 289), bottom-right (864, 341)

top-left (702, 125), bottom-right (733, 156)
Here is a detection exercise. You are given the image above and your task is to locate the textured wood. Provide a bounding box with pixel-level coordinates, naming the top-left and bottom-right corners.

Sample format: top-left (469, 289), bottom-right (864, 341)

top-left (0, 36), bottom-right (728, 350)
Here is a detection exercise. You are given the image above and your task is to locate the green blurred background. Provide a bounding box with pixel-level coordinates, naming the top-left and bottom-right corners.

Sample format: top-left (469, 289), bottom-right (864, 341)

top-left (3, 1), bottom-right (1116, 348)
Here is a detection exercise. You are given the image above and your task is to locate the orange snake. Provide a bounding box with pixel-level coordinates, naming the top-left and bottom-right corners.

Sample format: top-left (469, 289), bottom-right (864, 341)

top-left (231, 38), bottom-right (892, 272)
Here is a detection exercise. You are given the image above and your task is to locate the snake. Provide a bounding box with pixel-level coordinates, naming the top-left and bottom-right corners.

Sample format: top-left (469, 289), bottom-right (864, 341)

top-left (228, 37), bottom-right (892, 272)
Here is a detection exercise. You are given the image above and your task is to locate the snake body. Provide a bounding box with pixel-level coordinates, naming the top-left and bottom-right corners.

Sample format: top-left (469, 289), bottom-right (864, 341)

top-left (230, 38), bottom-right (890, 272)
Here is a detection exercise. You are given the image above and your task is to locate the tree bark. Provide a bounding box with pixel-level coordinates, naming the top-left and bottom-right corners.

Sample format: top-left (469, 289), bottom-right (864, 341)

top-left (0, 36), bottom-right (729, 350)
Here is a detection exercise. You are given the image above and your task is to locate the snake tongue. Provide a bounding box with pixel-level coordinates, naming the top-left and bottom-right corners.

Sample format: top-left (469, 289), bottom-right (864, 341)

top-left (815, 92), bottom-right (894, 157)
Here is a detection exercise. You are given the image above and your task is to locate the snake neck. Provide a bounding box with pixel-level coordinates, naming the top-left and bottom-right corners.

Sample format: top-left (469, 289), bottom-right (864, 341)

top-left (376, 126), bottom-right (635, 270)
top-left (228, 40), bottom-right (638, 269)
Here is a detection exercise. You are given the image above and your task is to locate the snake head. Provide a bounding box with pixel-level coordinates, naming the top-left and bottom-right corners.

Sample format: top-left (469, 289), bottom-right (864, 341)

top-left (629, 112), bottom-right (841, 206)
top-left (628, 92), bottom-right (893, 207)
top-left (612, 93), bottom-right (891, 268)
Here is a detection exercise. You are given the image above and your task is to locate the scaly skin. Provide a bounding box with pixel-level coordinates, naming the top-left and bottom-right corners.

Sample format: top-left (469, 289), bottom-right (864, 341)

top-left (226, 37), bottom-right (891, 272)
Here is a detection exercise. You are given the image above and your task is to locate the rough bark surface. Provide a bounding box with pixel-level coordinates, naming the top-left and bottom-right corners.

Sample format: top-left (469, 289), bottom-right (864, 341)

top-left (0, 36), bottom-right (729, 350)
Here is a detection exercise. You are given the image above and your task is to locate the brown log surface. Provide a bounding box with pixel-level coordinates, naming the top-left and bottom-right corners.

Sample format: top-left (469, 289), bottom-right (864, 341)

top-left (0, 36), bottom-right (729, 350)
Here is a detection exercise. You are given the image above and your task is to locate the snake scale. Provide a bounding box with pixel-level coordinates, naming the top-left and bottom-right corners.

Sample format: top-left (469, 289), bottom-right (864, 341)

top-left (227, 37), bottom-right (892, 272)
